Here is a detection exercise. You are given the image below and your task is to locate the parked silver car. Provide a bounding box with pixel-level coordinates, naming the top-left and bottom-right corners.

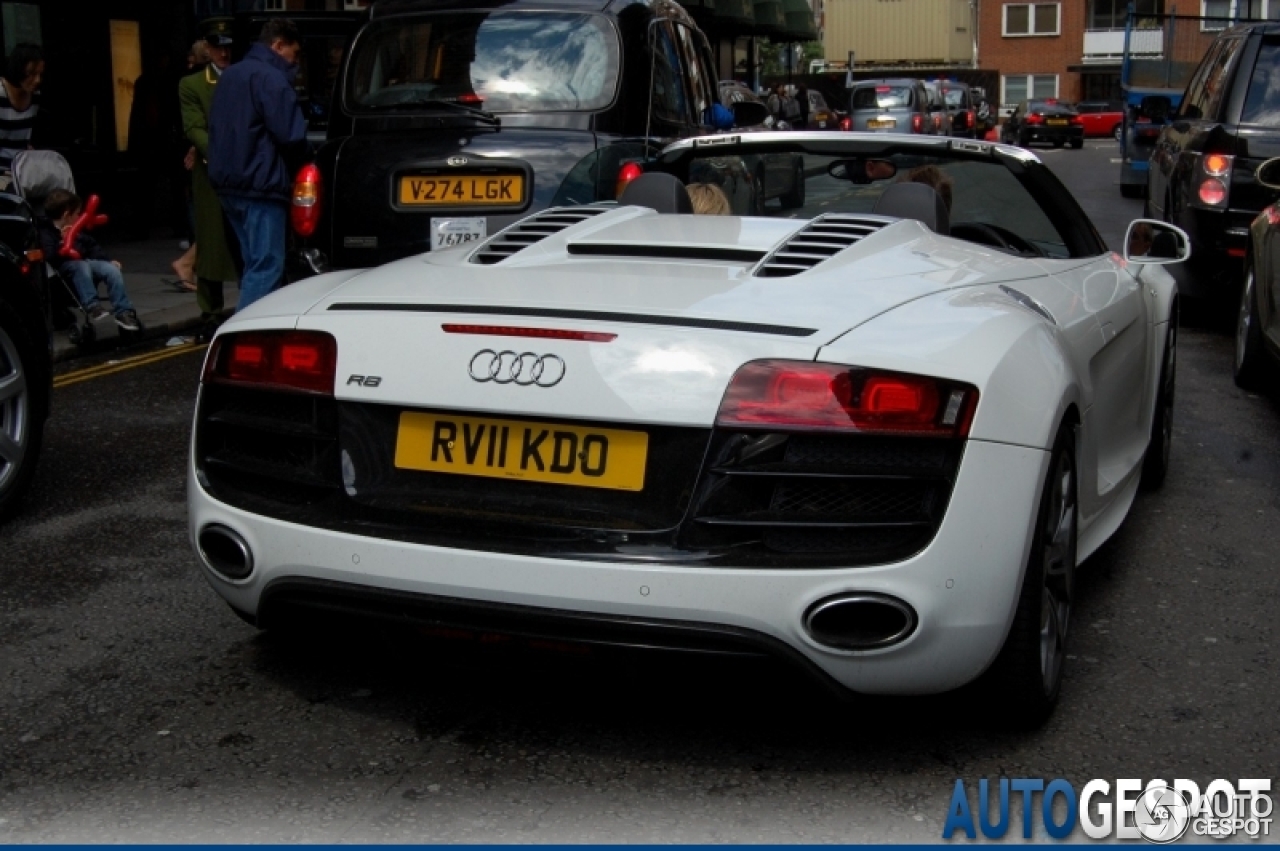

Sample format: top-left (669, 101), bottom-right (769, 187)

top-left (846, 79), bottom-right (935, 135)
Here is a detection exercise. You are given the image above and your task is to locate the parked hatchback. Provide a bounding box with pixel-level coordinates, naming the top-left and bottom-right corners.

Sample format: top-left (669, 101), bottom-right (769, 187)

top-left (844, 79), bottom-right (934, 134)
top-left (293, 0), bottom-right (738, 273)
top-left (1001, 99), bottom-right (1084, 149)
top-left (1147, 22), bottom-right (1280, 298)
top-left (1073, 100), bottom-right (1125, 139)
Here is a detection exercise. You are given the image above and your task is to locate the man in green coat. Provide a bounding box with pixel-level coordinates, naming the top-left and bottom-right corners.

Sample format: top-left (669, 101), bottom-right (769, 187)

top-left (179, 18), bottom-right (239, 325)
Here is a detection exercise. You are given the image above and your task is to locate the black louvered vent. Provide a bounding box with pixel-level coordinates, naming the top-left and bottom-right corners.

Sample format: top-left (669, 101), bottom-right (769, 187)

top-left (470, 206), bottom-right (610, 265)
top-left (754, 214), bottom-right (895, 278)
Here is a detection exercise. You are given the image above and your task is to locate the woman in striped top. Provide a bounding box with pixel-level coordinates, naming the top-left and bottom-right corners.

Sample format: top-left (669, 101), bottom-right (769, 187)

top-left (0, 44), bottom-right (44, 173)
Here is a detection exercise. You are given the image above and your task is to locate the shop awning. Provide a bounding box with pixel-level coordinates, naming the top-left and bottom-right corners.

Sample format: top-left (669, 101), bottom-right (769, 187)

top-left (779, 0), bottom-right (817, 41)
top-left (709, 0), bottom-right (756, 35)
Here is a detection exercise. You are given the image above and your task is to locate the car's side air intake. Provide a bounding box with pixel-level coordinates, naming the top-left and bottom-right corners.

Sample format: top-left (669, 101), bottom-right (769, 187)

top-left (754, 213), bottom-right (895, 277)
top-left (469, 206), bottom-right (610, 265)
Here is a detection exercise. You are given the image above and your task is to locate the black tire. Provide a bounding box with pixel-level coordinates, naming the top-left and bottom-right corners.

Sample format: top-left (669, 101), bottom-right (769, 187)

top-left (977, 424), bottom-right (1077, 728)
top-left (1234, 264), bottom-right (1272, 390)
top-left (1142, 309), bottom-right (1177, 489)
top-left (1112, 123), bottom-right (1123, 141)
top-left (779, 159), bottom-right (805, 209)
top-left (1069, 139), bottom-right (1083, 149)
top-left (1120, 183), bottom-right (1144, 199)
top-left (0, 297), bottom-right (48, 521)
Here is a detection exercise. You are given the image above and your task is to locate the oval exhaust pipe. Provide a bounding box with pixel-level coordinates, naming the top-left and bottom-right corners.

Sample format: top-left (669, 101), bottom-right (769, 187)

top-left (197, 525), bottom-right (254, 581)
top-left (803, 593), bottom-right (917, 651)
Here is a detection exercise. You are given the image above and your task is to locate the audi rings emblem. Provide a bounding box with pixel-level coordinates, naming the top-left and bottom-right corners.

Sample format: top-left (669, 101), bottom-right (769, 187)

top-left (469, 350), bottom-right (566, 387)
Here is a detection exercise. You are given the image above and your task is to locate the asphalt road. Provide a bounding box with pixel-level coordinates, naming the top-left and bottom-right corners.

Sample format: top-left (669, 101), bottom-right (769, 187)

top-left (1, 139), bottom-right (1277, 842)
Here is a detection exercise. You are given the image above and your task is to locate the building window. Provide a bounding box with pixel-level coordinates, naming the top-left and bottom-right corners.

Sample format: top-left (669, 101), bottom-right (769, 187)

top-left (1003, 3), bottom-right (1061, 36)
top-left (1002, 73), bottom-right (1059, 106)
top-left (1088, 0), bottom-right (1161, 29)
top-left (1203, 0), bottom-right (1280, 29)
top-left (263, 0), bottom-right (285, 11)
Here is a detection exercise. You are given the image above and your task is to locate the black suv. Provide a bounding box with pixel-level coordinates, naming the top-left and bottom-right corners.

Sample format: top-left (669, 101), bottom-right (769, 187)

top-left (1001, 99), bottom-right (1084, 149)
top-left (1147, 22), bottom-right (1280, 297)
top-left (0, 192), bottom-right (49, 520)
top-left (295, 0), bottom-right (740, 273)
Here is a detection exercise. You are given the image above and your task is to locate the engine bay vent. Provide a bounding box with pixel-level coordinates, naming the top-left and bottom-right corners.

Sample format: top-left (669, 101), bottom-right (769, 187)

top-left (754, 214), bottom-right (895, 278)
top-left (469, 206), bottom-right (611, 265)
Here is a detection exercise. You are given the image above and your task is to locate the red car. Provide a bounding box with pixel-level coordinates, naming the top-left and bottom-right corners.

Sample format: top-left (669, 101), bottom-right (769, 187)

top-left (1073, 100), bottom-right (1125, 139)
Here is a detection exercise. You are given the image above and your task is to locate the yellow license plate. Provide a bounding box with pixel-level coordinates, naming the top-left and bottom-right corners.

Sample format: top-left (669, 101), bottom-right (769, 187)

top-left (1047, 119), bottom-right (1068, 126)
top-left (867, 119), bottom-right (896, 129)
top-left (398, 174), bottom-right (524, 206)
top-left (395, 412), bottom-right (648, 491)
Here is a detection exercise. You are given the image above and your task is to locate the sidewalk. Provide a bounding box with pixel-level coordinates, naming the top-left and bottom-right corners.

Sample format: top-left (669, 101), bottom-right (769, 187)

top-left (51, 237), bottom-right (239, 363)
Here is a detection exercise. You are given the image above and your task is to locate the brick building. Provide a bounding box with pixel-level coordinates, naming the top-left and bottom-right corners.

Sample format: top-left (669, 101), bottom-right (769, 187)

top-left (979, 0), bottom-right (1273, 112)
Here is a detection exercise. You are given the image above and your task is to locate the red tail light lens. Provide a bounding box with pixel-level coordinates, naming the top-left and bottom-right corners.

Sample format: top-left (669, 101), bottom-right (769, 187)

top-left (911, 113), bottom-right (923, 133)
top-left (291, 163), bottom-right (323, 238)
top-left (615, 161), bottom-right (643, 199)
top-left (716, 360), bottom-right (978, 437)
top-left (203, 330), bottom-right (337, 395)
top-left (1027, 113), bottom-right (1044, 125)
top-left (1070, 115), bottom-right (1083, 125)
top-left (839, 116), bottom-right (852, 131)
top-left (1198, 177), bottom-right (1227, 206)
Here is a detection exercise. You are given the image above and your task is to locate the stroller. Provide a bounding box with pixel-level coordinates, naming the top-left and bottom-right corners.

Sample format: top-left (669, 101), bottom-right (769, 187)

top-left (10, 150), bottom-right (120, 345)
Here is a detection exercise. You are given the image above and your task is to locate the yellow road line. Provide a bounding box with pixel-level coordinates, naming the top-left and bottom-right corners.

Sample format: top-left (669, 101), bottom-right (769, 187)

top-left (54, 343), bottom-right (208, 389)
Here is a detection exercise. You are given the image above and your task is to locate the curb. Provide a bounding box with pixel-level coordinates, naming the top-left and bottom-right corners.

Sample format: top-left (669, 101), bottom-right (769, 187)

top-left (51, 306), bottom-right (212, 364)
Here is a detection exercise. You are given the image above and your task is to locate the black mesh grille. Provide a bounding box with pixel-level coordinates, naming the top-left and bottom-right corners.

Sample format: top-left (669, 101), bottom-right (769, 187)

top-left (769, 480), bottom-right (933, 518)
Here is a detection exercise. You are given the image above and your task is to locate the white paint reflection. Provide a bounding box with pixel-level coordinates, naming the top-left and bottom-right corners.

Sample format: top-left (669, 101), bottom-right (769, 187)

top-left (634, 348), bottom-right (718, 376)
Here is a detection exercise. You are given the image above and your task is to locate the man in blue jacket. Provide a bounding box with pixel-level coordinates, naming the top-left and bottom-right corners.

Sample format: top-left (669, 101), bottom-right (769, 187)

top-left (208, 18), bottom-right (306, 311)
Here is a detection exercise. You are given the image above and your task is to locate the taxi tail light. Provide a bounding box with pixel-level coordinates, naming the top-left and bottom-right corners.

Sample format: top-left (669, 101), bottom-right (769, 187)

top-left (203, 330), bottom-right (337, 395)
top-left (291, 163), bottom-right (323, 238)
top-left (911, 113), bottom-right (923, 133)
top-left (839, 115), bottom-right (852, 131)
top-left (615, 161), bottom-right (644, 199)
top-left (715, 360), bottom-right (978, 438)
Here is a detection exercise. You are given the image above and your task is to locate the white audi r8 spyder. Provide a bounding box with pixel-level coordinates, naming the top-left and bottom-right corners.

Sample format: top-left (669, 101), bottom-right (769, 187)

top-left (189, 133), bottom-right (1187, 725)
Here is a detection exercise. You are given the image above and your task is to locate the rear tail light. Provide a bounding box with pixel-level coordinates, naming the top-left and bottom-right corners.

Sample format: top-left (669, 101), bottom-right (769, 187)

top-left (932, 113), bottom-right (942, 131)
top-left (715, 360), bottom-right (978, 437)
top-left (291, 163), bottom-right (323, 238)
top-left (911, 113), bottom-right (923, 133)
top-left (1027, 113), bottom-right (1044, 125)
top-left (1198, 177), bottom-right (1227, 206)
top-left (956, 109), bottom-right (972, 130)
top-left (203, 330), bottom-right (337, 395)
top-left (615, 161), bottom-right (643, 199)
top-left (839, 116), bottom-right (852, 131)
top-left (1070, 115), bottom-right (1083, 126)
top-left (1193, 152), bottom-right (1234, 208)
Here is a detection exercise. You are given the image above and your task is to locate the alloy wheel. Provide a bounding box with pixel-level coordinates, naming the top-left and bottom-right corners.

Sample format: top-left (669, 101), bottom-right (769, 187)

top-left (1039, 447), bottom-right (1076, 694)
top-left (0, 324), bottom-right (30, 495)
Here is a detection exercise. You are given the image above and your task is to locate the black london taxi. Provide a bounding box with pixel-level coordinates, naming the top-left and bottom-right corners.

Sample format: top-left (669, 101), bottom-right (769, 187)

top-left (291, 0), bottom-right (754, 273)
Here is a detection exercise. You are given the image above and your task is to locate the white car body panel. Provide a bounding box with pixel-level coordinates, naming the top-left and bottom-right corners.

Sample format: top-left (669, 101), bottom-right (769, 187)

top-left (189, 135), bottom-right (1182, 697)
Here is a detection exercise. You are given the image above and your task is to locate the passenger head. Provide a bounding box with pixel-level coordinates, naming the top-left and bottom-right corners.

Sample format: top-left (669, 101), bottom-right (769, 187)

top-left (44, 188), bottom-right (83, 226)
top-left (687, 182), bottom-right (730, 215)
top-left (259, 17), bottom-right (302, 66)
top-left (5, 43), bottom-right (44, 94)
top-left (1128, 222), bottom-right (1153, 256)
top-left (900, 164), bottom-right (953, 213)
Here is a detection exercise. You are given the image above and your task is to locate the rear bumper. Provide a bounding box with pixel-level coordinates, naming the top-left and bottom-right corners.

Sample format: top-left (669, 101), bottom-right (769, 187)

top-left (189, 438), bottom-right (1050, 696)
top-left (1020, 125), bottom-right (1084, 145)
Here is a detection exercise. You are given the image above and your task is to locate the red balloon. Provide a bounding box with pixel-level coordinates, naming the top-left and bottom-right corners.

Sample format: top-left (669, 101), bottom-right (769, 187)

top-left (57, 195), bottom-right (111, 260)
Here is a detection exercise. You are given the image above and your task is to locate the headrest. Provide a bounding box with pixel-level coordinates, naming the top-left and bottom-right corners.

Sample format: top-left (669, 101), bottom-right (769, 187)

top-left (619, 172), bottom-right (693, 214)
top-left (872, 182), bottom-right (950, 236)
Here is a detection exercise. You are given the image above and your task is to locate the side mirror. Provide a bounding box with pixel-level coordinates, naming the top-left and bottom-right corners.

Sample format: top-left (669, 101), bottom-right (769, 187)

top-left (1124, 219), bottom-right (1191, 264)
top-left (731, 100), bottom-right (768, 128)
top-left (1257, 156), bottom-right (1280, 190)
top-left (1140, 95), bottom-right (1172, 122)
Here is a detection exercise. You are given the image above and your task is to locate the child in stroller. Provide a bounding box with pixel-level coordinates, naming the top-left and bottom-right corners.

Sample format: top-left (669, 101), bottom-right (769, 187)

top-left (37, 189), bottom-right (139, 331)
top-left (9, 150), bottom-right (139, 340)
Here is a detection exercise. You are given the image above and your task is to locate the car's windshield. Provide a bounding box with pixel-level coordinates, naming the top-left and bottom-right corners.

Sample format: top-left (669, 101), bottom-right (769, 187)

top-left (852, 85), bottom-right (913, 109)
top-left (346, 12), bottom-right (620, 113)
top-left (679, 145), bottom-right (1072, 258)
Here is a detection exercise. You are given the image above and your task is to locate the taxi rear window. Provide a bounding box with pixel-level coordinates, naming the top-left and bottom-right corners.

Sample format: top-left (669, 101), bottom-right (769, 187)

top-left (346, 12), bottom-right (620, 113)
top-left (852, 86), bottom-right (913, 109)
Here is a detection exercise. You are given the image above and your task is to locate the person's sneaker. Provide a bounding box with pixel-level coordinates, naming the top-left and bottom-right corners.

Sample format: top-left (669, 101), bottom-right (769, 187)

top-left (87, 305), bottom-right (111, 323)
top-left (115, 310), bottom-right (141, 332)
